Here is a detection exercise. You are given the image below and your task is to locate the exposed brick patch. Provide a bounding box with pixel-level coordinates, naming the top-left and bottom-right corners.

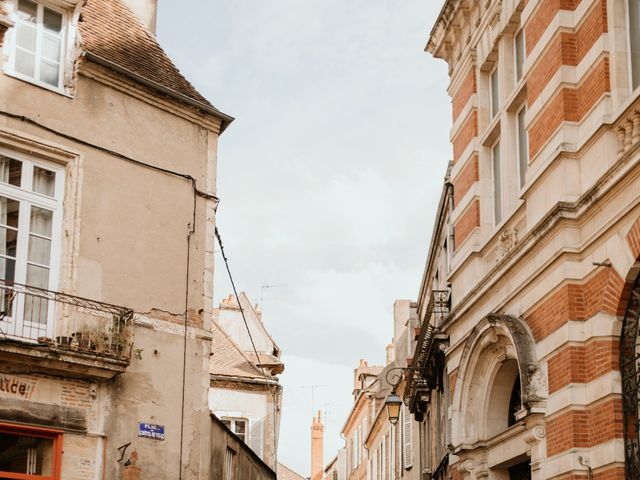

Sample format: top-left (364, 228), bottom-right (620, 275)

top-left (547, 339), bottom-right (620, 394)
top-left (528, 57), bottom-right (610, 158)
top-left (525, 267), bottom-right (624, 341)
top-left (452, 110), bottom-right (478, 164)
top-left (452, 67), bottom-right (477, 121)
top-left (60, 379), bottom-right (92, 408)
top-left (627, 216), bottom-right (640, 259)
top-left (453, 155), bottom-right (479, 207)
top-left (525, 0), bottom-right (582, 55)
top-left (546, 397), bottom-right (623, 457)
top-left (454, 199), bottom-right (480, 250)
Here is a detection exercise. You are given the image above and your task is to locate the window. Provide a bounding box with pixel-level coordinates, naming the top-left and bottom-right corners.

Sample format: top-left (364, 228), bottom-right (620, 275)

top-left (630, 0), bottom-right (640, 90)
top-left (401, 405), bottom-right (413, 469)
top-left (514, 30), bottom-right (525, 82)
top-left (0, 423), bottom-right (63, 479)
top-left (9, 0), bottom-right (66, 89)
top-left (381, 436), bottom-right (387, 480)
top-left (389, 426), bottom-right (395, 480)
top-left (492, 142), bottom-right (502, 225)
top-left (221, 418), bottom-right (247, 443)
top-left (0, 152), bottom-right (63, 340)
top-left (516, 106), bottom-right (529, 188)
top-left (490, 67), bottom-right (500, 118)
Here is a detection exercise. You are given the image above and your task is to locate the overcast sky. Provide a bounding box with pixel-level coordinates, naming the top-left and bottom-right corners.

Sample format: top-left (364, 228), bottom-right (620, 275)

top-left (158, 1), bottom-right (450, 475)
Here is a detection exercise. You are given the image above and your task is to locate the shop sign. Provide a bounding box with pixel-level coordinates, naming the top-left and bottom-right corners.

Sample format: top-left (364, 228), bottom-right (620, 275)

top-left (0, 375), bottom-right (35, 399)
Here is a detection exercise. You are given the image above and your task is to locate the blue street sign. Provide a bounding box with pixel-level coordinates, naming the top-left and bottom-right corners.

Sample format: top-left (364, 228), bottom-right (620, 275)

top-left (138, 422), bottom-right (165, 440)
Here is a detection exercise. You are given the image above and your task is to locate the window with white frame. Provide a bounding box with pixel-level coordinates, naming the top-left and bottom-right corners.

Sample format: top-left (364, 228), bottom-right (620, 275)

top-left (0, 152), bottom-right (63, 340)
top-left (221, 418), bottom-right (247, 443)
top-left (490, 67), bottom-right (500, 118)
top-left (629, 0), bottom-right (640, 89)
top-left (9, 0), bottom-right (66, 89)
top-left (516, 106), bottom-right (529, 188)
top-left (492, 141), bottom-right (502, 225)
top-left (514, 29), bottom-right (525, 83)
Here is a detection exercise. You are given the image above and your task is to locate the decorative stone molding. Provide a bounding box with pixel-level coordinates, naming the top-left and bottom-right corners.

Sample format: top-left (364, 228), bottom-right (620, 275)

top-left (524, 424), bottom-right (546, 445)
top-left (498, 227), bottom-right (518, 260)
top-left (615, 106), bottom-right (640, 160)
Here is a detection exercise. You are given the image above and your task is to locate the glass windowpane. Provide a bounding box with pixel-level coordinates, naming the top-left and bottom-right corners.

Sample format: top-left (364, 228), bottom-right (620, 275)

top-left (30, 207), bottom-right (53, 238)
top-left (39, 60), bottom-right (60, 87)
top-left (15, 49), bottom-right (35, 77)
top-left (16, 23), bottom-right (36, 52)
top-left (0, 227), bottom-right (18, 258)
top-left (517, 107), bottom-right (529, 188)
top-left (631, 0), bottom-right (640, 89)
top-left (43, 8), bottom-right (62, 34)
top-left (28, 235), bottom-right (51, 266)
top-left (0, 432), bottom-right (53, 475)
top-left (0, 257), bottom-right (17, 283)
top-left (16, 0), bottom-right (37, 23)
top-left (0, 198), bottom-right (20, 229)
top-left (33, 167), bottom-right (56, 197)
top-left (493, 142), bottom-right (502, 225)
top-left (0, 157), bottom-right (22, 187)
top-left (515, 30), bottom-right (525, 81)
top-left (41, 34), bottom-right (61, 62)
top-left (26, 263), bottom-right (49, 289)
top-left (491, 69), bottom-right (500, 117)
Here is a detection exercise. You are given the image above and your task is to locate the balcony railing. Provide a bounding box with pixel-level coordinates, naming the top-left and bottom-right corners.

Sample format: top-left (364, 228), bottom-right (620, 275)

top-left (0, 279), bottom-right (134, 359)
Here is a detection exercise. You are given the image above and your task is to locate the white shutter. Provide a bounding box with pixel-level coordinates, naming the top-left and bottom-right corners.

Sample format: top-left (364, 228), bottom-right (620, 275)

top-left (247, 418), bottom-right (264, 460)
top-left (402, 406), bottom-right (413, 469)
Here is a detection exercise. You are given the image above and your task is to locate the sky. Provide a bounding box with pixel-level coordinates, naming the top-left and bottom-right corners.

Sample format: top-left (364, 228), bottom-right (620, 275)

top-left (157, 1), bottom-right (450, 475)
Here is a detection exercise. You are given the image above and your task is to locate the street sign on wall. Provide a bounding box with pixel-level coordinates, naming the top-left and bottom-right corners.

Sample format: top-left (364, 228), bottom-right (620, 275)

top-left (138, 422), bottom-right (165, 440)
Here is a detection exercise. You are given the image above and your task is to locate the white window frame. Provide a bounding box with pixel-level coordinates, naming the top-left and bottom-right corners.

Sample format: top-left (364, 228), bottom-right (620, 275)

top-left (492, 140), bottom-right (502, 225)
top-left (221, 417), bottom-right (248, 443)
top-left (0, 147), bottom-right (64, 341)
top-left (516, 105), bottom-right (529, 189)
top-left (514, 29), bottom-right (525, 83)
top-left (490, 66), bottom-right (500, 118)
top-left (626, 0), bottom-right (640, 91)
top-left (5, 0), bottom-right (68, 93)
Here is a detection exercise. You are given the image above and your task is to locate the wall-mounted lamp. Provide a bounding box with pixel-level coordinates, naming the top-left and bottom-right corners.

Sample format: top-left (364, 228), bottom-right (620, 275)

top-left (383, 366), bottom-right (416, 425)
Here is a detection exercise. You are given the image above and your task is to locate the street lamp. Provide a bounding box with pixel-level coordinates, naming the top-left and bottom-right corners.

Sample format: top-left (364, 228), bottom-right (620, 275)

top-left (383, 366), bottom-right (416, 425)
top-left (385, 391), bottom-right (403, 425)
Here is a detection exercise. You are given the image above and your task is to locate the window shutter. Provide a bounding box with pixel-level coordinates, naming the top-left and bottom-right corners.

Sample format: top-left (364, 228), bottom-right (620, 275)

top-left (402, 406), bottom-right (413, 469)
top-left (247, 418), bottom-right (264, 460)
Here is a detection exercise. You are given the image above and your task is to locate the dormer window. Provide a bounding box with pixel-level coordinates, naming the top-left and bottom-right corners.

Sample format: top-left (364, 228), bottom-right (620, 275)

top-left (8, 0), bottom-right (66, 90)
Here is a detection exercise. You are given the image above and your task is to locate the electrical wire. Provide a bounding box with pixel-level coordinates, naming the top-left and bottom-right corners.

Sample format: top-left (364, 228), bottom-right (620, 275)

top-left (214, 227), bottom-right (281, 474)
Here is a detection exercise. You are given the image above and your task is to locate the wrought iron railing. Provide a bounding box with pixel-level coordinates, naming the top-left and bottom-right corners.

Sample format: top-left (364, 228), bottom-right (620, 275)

top-left (0, 279), bottom-right (134, 359)
top-left (405, 289), bottom-right (450, 407)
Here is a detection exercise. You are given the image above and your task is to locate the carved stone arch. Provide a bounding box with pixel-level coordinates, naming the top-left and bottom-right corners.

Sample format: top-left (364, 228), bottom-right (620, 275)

top-left (451, 313), bottom-right (546, 447)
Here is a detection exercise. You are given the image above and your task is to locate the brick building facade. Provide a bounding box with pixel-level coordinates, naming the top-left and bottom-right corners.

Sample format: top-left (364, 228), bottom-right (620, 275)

top-left (406, 0), bottom-right (640, 479)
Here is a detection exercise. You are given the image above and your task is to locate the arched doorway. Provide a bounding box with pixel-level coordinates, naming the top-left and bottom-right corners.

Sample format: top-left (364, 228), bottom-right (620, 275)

top-left (621, 271), bottom-right (640, 480)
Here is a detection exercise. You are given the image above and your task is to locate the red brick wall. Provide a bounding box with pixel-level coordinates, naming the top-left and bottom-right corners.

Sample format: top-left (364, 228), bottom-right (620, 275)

top-left (454, 199), bottom-right (480, 249)
top-left (453, 155), bottom-right (479, 207)
top-left (528, 57), bottom-right (610, 158)
top-left (547, 339), bottom-right (619, 394)
top-left (546, 397), bottom-right (623, 456)
top-left (525, 267), bottom-right (624, 341)
top-left (528, 33), bottom-right (577, 105)
top-left (452, 68), bottom-right (477, 121)
top-left (525, 0), bottom-right (582, 55)
top-left (453, 110), bottom-right (478, 164)
top-left (626, 215), bottom-right (640, 259)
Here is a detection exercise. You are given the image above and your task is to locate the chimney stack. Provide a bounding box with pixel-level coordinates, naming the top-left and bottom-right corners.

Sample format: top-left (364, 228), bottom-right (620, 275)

top-left (311, 410), bottom-right (324, 480)
top-left (122, 0), bottom-right (158, 34)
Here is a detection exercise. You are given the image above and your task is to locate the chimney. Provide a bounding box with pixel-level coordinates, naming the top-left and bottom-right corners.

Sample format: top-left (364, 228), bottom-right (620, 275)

top-left (386, 342), bottom-right (395, 365)
top-left (310, 410), bottom-right (324, 480)
top-left (122, 0), bottom-right (158, 34)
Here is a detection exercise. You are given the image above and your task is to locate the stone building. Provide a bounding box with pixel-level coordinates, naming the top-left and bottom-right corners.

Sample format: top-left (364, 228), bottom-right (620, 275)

top-left (404, 0), bottom-right (640, 478)
top-left (209, 293), bottom-right (284, 471)
top-left (0, 0), bottom-right (277, 479)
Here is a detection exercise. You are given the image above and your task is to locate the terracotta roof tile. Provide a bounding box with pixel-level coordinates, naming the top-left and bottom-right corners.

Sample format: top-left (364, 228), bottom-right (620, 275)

top-left (210, 322), bottom-right (265, 380)
top-left (277, 463), bottom-right (306, 480)
top-left (79, 0), bottom-right (213, 108)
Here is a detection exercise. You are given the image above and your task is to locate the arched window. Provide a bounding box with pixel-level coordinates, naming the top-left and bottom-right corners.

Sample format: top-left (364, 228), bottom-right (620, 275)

top-left (621, 272), bottom-right (640, 480)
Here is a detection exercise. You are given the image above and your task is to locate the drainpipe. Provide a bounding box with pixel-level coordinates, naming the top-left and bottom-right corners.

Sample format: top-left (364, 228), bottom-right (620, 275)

top-left (577, 456), bottom-right (592, 480)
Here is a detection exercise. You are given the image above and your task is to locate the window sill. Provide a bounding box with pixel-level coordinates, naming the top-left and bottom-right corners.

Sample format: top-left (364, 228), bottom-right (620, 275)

top-left (3, 70), bottom-right (73, 98)
top-left (480, 115), bottom-right (501, 147)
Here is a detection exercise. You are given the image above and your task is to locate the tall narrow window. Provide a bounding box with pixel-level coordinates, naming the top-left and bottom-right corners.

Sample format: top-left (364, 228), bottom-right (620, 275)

top-left (492, 142), bottom-right (502, 225)
top-left (517, 106), bottom-right (529, 188)
top-left (11, 0), bottom-right (66, 89)
top-left (515, 30), bottom-right (525, 82)
top-left (490, 68), bottom-right (500, 118)
top-left (221, 418), bottom-right (247, 443)
top-left (630, 0), bottom-right (640, 89)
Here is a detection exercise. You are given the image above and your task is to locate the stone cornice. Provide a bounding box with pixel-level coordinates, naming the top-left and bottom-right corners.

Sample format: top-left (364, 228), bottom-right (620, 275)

top-left (427, 0), bottom-right (461, 58)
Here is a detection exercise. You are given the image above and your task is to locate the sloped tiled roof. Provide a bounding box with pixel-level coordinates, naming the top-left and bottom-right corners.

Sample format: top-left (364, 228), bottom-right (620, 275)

top-left (79, 0), bottom-right (221, 112)
top-left (210, 321), bottom-right (265, 381)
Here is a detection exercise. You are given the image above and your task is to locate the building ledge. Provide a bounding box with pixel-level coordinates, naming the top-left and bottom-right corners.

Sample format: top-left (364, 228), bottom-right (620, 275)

top-left (0, 339), bottom-right (129, 381)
